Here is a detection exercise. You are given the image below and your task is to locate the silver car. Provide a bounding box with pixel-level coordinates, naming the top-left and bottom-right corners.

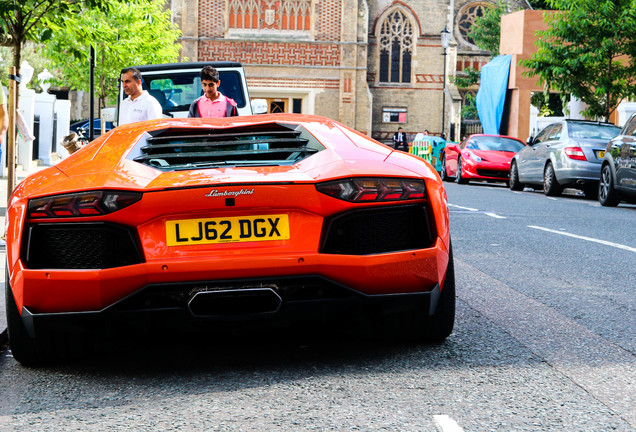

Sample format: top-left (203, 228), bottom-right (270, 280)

top-left (509, 120), bottom-right (621, 197)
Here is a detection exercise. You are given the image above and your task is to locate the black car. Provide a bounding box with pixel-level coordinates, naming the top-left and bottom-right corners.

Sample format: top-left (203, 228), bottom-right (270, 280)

top-left (598, 113), bottom-right (636, 206)
top-left (69, 119), bottom-right (114, 138)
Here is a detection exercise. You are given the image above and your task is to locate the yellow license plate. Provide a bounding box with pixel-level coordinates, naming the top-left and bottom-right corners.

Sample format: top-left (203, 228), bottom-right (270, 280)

top-left (166, 214), bottom-right (290, 246)
top-left (598, 151), bottom-right (605, 158)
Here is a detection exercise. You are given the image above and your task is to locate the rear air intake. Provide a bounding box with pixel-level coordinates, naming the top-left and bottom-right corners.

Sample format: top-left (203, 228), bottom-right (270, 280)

top-left (320, 205), bottom-right (435, 255)
top-left (25, 223), bottom-right (143, 269)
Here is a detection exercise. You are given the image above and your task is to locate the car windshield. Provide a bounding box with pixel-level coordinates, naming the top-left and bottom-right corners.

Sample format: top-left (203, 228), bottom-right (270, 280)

top-left (466, 136), bottom-right (525, 152)
top-left (568, 122), bottom-right (621, 140)
top-left (142, 71), bottom-right (247, 116)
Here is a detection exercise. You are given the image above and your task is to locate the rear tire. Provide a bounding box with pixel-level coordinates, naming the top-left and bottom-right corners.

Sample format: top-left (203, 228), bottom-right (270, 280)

top-left (599, 164), bottom-right (620, 206)
top-left (543, 162), bottom-right (562, 196)
top-left (6, 266), bottom-right (87, 366)
top-left (509, 161), bottom-right (524, 191)
top-left (426, 243), bottom-right (456, 341)
top-left (372, 242), bottom-right (455, 342)
top-left (455, 157), bottom-right (468, 184)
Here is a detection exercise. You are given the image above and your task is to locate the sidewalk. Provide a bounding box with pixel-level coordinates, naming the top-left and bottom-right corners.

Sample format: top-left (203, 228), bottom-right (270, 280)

top-left (0, 164), bottom-right (51, 348)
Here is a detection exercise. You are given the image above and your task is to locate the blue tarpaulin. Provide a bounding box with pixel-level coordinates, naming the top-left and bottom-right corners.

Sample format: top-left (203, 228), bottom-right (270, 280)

top-left (476, 55), bottom-right (511, 135)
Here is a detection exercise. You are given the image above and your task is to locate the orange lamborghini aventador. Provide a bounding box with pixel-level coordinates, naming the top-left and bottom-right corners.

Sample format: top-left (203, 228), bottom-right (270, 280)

top-left (5, 114), bottom-right (454, 365)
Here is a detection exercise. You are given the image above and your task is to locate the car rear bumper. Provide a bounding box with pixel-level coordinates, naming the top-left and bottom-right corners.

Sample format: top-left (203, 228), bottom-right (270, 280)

top-left (18, 276), bottom-right (443, 339)
top-left (555, 159), bottom-right (602, 185)
top-left (12, 237), bottom-right (449, 314)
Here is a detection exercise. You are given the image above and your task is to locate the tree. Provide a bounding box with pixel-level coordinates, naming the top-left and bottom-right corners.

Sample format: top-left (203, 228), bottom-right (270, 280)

top-left (0, 0), bottom-right (109, 92)
top-left (522, 0), bottom-right (636, 121)
top-left (470, 0), bottom-right (511, 55)
top-left (42, 0), bottom-right (182, 109)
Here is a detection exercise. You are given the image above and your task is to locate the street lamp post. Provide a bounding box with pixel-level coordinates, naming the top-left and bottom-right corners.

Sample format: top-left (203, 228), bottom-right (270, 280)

top-left (440, 26), bottom-right (451, 139)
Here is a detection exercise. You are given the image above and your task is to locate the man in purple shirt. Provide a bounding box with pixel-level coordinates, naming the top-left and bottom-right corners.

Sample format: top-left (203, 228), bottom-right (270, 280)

top-left (188, 66), bottom-right (238, 118)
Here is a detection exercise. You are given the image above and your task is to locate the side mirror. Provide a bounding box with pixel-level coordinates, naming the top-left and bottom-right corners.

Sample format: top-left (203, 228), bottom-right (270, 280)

top-left (101, 107), bottom-right (117, 122)
top-left (526, 136), bottom-right (534, 146)
top-left (251, 99), bottom-right (267, 115)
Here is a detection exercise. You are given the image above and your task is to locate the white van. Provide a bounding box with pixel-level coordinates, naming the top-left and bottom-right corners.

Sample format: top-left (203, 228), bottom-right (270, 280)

top-left (115, 61), bottom-right (253, 123)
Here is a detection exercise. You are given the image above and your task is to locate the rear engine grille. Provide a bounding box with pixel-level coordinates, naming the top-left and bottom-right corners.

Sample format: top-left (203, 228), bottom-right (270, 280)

top-left (476, 169), bottom-right (509, 179)
top-left (25, 223), bottom-right (144, 269)
top-left (132, 122), bottom-right (323, 170)
top-left (320, 205), bottom-right (435, 255)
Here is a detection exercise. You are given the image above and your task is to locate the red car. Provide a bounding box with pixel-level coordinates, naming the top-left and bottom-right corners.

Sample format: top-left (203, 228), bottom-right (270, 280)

top-left (440, 134), bottom-right (526, 184)
top-left (5, 114), bottom-right (454, 365)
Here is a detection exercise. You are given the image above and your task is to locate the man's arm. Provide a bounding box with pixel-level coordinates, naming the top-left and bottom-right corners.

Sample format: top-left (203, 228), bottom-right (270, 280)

top-left (149, 98), bottom-right (163, 120)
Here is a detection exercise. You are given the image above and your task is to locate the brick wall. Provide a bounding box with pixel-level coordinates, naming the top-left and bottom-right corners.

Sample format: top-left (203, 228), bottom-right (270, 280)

top-left (199, 41), bottom-right (340, 66)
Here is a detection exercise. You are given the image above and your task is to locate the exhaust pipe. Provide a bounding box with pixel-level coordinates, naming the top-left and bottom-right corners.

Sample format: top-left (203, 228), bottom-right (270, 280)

top-left (188, 288), bottom-right (282, 318)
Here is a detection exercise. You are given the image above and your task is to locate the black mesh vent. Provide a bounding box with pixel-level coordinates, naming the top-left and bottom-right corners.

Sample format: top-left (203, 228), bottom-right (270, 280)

top-left (320, 205), bottom-right (435, 255)
top-left (476, 169), bottom-right (509, 179)
top-left (132, 123), bottom-right (323, 170)
top-left (25, 223), bottom-right (144, 269)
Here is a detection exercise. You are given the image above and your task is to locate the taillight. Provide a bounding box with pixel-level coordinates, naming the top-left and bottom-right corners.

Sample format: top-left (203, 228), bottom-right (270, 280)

top-left (28, 191), bottom-right (142, 219)
top-left (564, 147), bottom-right (587, 161)
top-left (316, 178), bottom-right (426, 202)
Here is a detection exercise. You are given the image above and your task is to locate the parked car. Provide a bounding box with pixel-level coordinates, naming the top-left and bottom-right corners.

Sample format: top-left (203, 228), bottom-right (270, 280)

top-left (5, 114), bottom-right (455, 366)
top-left (509, 120), bottom-right (621, 197)
top-left (598, 113), bottom-right (636, 206)
top-left (118, 62), bottom-right (253, 119)
top-left (440, 134), bottom-right (526, 184)
top-left (409, 133), bottom-right (447, 174)
top-left (69, 118), bottom-right (114, 138)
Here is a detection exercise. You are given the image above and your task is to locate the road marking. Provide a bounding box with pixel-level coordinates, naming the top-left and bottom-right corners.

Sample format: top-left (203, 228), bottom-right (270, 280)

top-left (484, 212), bottom-right (506, 219)
top-left (449, 204), bottom-right (506, 219)
top-left (528, 225), bottom-right (636, 253)
top-left (433, 415), bottom-right (465, 432)
top-left (448, 204), bottom-right (478, 212)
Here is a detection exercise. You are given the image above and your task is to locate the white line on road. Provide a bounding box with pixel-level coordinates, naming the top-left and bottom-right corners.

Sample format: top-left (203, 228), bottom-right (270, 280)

top-left (433, 415), bottom-right (465, 432)
top-left (448, 204), bottom-right (478, 212)
top-left (448, 204), bottom-right (506, 219)
top-left (528, 225), bottom-right (636, 253)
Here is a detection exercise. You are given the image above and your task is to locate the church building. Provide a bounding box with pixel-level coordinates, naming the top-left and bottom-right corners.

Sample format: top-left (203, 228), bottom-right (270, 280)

top-left (170, 0), bottom-right (526, 142)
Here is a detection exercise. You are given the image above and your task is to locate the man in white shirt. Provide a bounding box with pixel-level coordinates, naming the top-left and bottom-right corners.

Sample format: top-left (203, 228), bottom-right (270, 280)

top-left (118, 68), bottom-right (163, 125)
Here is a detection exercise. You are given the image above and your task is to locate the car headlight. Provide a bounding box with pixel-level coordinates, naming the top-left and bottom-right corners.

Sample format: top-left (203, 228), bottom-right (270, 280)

top-left (464, 150), bottom-right (482, 162)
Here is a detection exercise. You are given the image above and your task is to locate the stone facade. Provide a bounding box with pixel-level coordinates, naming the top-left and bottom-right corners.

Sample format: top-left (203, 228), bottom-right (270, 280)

top-left (172, 0), bottom-right (524, 142)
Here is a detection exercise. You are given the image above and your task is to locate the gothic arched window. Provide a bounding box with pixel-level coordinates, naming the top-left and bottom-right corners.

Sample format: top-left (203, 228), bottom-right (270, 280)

top-left (378, 9), bottom-right (414, 83)
top-left (457, 2), bottom-right (493, 48)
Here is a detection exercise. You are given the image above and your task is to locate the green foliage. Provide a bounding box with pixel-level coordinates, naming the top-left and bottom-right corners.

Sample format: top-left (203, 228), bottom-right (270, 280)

top-left (0, 0), bottom-right (110, 65)
top-left (470, 1), bottom-right (511, 55)
top-left (522, 0), bottom-right (636, 121)
top-left (0, 44), bottom-right (50, 91)
top-left (530, 92), bottom-right (566, 117)
top-left (43, 0), bottom-right (182, 108)
top-left (527, 0), bottom-right (551, 8)
top-left (451, 67), bottom-right (481, 88)
top-left (462, 93), bottom-right (479, 119)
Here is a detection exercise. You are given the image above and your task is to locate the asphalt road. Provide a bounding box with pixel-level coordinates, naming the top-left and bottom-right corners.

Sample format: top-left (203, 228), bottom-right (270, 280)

top-left (0, 181), bottom-right (634, 431)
